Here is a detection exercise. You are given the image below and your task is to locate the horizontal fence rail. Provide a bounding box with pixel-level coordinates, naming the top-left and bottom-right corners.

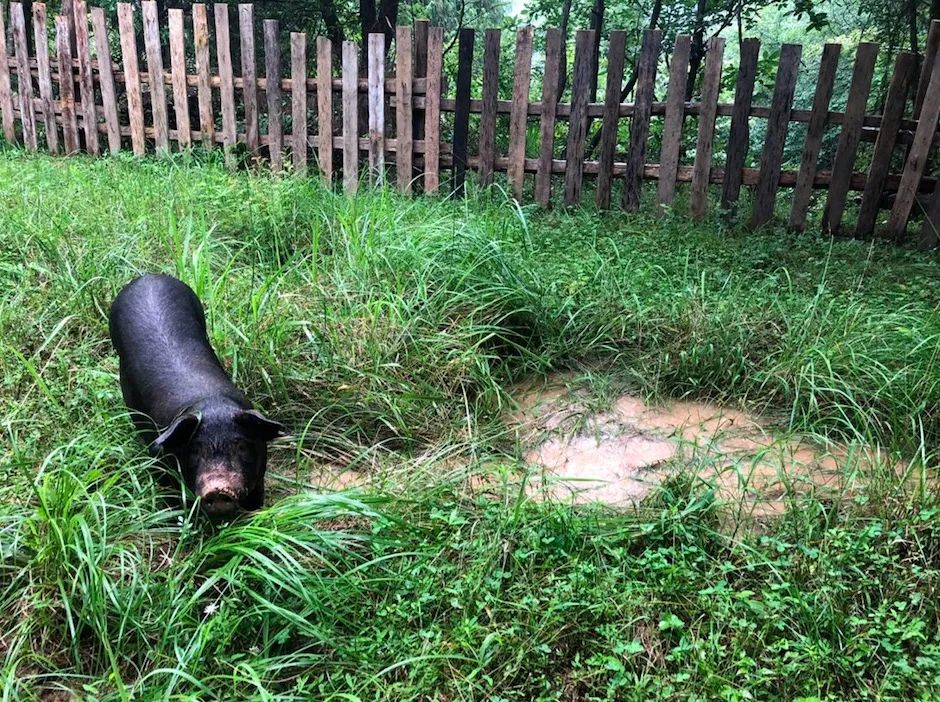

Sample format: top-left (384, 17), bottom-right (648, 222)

top-left (5, 2), bottom-right (940, 244)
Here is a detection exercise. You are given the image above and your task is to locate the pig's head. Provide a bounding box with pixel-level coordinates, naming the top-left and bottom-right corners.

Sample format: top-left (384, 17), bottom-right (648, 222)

top-left (151, 403), bottom-right (286, 517)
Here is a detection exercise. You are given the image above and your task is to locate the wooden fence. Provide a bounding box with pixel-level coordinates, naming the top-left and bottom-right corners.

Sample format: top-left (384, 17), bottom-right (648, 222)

top-left (6, 2), bottom-right (940, 245)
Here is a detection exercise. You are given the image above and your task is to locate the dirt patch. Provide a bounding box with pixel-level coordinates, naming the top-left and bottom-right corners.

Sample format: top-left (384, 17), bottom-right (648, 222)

top-left (511, 375), bottom-right (902, 514)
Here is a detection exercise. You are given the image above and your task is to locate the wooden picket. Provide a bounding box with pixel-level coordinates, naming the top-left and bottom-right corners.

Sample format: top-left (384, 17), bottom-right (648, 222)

top-left (4, 3), bottom-right (940, 244)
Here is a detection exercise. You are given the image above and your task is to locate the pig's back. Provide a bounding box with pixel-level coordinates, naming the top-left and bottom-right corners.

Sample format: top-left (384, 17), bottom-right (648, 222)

top-left (109, 275), bottom-right (241, 423)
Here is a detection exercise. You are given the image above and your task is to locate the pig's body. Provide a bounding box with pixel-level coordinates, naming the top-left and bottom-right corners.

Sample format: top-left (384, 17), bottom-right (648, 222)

top-left (109, 274), bottom-right (284, 516)
top-left (110, 275), bottom-right (246, 435)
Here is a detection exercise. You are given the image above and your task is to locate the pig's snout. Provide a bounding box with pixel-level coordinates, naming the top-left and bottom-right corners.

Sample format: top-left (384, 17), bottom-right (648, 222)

top-left (196, 470), bottom-right (246, 518)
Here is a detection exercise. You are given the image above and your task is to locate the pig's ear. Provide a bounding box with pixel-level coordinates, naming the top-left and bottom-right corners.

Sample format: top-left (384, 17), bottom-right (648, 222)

top-left (235, 409), bottom-right (287, 441)
top-left (150, 412), bottom-right (201, 455)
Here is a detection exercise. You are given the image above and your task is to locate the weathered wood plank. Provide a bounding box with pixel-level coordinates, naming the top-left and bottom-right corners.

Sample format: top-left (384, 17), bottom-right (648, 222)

top-left (290, 32), bottom-right (307, 175)
top-left (595, 30), bottom-right (626, 209)
top-left (214, 3), bottom-right (236, 165)
top-left (413, 18), bottom-right (428, 180)
top-left (264, 19), bottom-right (283, 172)
top-left (73, 0), bottom-right (98, 153)
top-left (60, 0), bottom-right (75, 54)
top-left (689, 36), bottom-right (724, 219)
top-left (451, 27), bottom-right (473, 196)
top-left (477, 28), bottom-right (500, 188)
top-left (11, 3), bottom-right (37, 151)
top-left (55, 15), bottom-right (78, 153)
top-left (748, 43), bottom-right (801, 229)
top-left (822, 42), bottom-right (879, 235)
top-left (656, 34), bottom-right (691, 210)
top-left (91, 6), bottom-right (121, 154)
top-left (32, 3), bottom-right (58, 154)
top-left (788, 43), bottom-right (841, 230)
top-left (168, 8), bottom-right (191, 150)
top-left (0, 7), bottom-right (15, 142)
top-left (395, 25), bottom-right (413, 194)
top-left (193, 3), bottom-right (214, 149)
top-left (855, 51), bottom-right (915, 238)
top-left (117, 3), bottom-right (144, 154)
top-left (424, 25), bottom-right (442, 193)
top-left (342, 39), bottom-right (358, 193)
top-left (535, 27), bottom-right (562, 207)
top-left (367, 32), bottom-right (384, 183)
top-left (564, 30), bottom-right (595, 206)
top-left (316, 36), bottom-right (333, 182)
top-left (239, 4), bottom-right (258, 157)
top-left (622, 28), bottom-right (661, 210)
top-left (915, 20), bottom-right (940, 117)
top-left (507, 26), bottom-right (533, 201)
top-left (719, 37), bottom-right (759, 209)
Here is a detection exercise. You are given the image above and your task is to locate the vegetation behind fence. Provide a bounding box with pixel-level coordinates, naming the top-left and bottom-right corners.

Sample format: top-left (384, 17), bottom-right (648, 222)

top-left (6, 0), bottom-right (940, 245)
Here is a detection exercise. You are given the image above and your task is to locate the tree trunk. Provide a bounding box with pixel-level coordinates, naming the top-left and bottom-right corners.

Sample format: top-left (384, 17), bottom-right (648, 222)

top-left (685, 0), bottom-right (707, 100)
top-left (588, 0), bottom-right (605, 100)
top-left (557, 0), bottom-right (573, 98)
top-left (360, 0), bottom-right (377, 49)
top-left (362, 0), bottom-right (398, 50)
top-left (321, 0), bottom-right (344, 48)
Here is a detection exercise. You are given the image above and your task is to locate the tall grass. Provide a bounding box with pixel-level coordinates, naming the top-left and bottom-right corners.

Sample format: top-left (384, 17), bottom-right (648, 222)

top-left (2, 152), bottom-right (940, 699)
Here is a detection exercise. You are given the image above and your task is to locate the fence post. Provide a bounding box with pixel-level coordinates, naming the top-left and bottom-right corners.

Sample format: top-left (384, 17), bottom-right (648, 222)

top-left (478, 28), bottom-right (500, 188)
top-left (822, 42), bottom-right (878, 235)
top-left (507, 26), bottom-right (533, 202)
top-left (32, 3), bottom-right (58, 154)
top-left (0, 6), bottom-right (16, 143)
top-left (451, 28), bottom-right (474, 196)
top-left (214, 3), bottom-right (237, 165)
top-left (142, 0), bottom-right (168, 154)
top-left (342, 39), bottom-right (358, 193)
top-left (535, 27), bottom-right (562, 207)
top-left (748, 43), bottom-right (801, 229)
top-left (291, 32), bottom-right (308, 175)
top-left (596, 30), bottom-right (626, 209)
top-left (169, 8), bottom-right (191, 149)
top-left (690, 36), bottom-right (724, 219)
top-left (855, 51), bottom-right (915, 238)
top-left (239, 4), bottom-right (259, 158)
top-left (74, 0), bottom-right (98, 154)
top-left (396, 26), bottom-right (413, 194)
top-left (887, 48), bottom-right (940, 241)
top-left (55, 15), bottom-right (79, 154)
top-left (788, 44), bottom-right (841, 231)
top-left (413, 19), bottom-right (428, 184)
top-left (622, 28), bottom-right (661, 211)
top-left (11, 3), bottom-right (37, 151)
top-left (720, 37), bottom-right (760, 210)
top-left (91, 6), bottom-right (122, 154)
top-left (264, 19), bottom-right (283, 172)
top-left (191, 4), bottom-right (214, 149)
top-left (367, 32), bottom-right (384, 184)
top-left (316, 36), bottom-right (333, 183)
top-left (564, 30), bottom-right (595, 206)
top-left (423, 26), bottom-right (442, 194)
top-left (656, 34), bottom-right (691, 212)
top-left (117, 3), bottom-right (145, 155)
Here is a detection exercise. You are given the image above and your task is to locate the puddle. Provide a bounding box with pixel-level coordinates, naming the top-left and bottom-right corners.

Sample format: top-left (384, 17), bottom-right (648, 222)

top-left (269, 374), bottom-right (915, 522)
top-left (512, 375), bottom-right (900, 513)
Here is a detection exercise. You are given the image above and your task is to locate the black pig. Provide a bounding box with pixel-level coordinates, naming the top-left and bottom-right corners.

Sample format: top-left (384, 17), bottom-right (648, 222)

top-left (109, 274), bottom-right (285, 517)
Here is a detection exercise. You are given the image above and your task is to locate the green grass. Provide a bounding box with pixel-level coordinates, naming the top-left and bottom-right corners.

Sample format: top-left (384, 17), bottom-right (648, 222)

top-left (2, 150), bottom-right (940, 700)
